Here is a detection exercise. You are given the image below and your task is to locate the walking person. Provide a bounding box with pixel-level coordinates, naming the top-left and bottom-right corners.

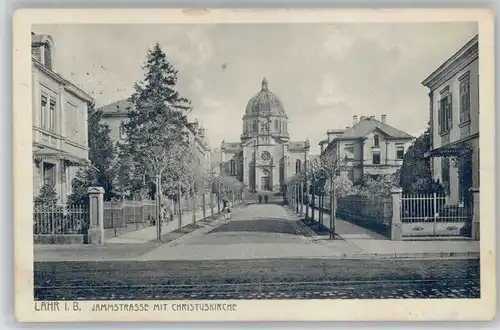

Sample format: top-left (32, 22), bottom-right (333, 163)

top-left (222, 198), bottom-right (231, 220)
top-left (258, 195), bottom-right (262, 204)
top-left (160, 204), bottom-right (168, 224)
top-left (264, 195), bottom-right (268, 204)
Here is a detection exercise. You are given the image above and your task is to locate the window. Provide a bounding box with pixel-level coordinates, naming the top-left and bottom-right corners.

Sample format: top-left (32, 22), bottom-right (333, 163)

top-left (48, 98), bottom-right (56, 132)
top-left (348, 169), bottom-right (355, 182)
top-left (459, 75), bottom-right (471, 124)
top-left (373, 135), bottom-right (379, 147)
top-left (274, 120), bottom-right (278, 130)
top-left (66, 102), bottom-right (80, 144)
top-left (396, 145), bottom-right (405, 160)
top-left (43, 162), bottom-right (56, 186)
top-left (260, 151), bottom-right (271, 162)
top-left (119, 124), bottom-right (126, 140)
top-left (438, 93), bottom-right (453, 134)
top-left (40, 95), bottom-right (47, 129)
top-left (344, 147), bottom-right (354, 160)
top-left (372, 151), bottom-right (380, 165)
top-left (44, 43), bottom-right (52, 70)
top-left (295, 159), bottom-right (302, 173)
top-left (230, 160), bottom-right (236, 175)
top-left (252, 120), bottom-right (257, 131)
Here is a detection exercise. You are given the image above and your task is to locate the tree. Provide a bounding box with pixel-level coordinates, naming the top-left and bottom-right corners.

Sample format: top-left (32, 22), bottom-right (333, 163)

top-left (34, 184), bottom-right (58, 204)
top-left (68, 107), bottom-right (118, 204)
top-left (398, 127), bottom-right (442, 194)
top-left (313, 151), bottom-right (350, 239)
top-left (121, 42), bottom-right (192, 240)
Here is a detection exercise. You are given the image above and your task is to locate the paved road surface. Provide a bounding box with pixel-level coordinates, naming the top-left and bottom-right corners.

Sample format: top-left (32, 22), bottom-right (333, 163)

top-left (138, 204), bottom-right (366, 260)
top-left (34, 258), bottom-right (480, 300)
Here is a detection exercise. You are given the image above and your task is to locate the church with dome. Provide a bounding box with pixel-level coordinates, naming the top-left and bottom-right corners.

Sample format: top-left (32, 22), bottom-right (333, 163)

top-left (220, 78), bottom-right (310, 192)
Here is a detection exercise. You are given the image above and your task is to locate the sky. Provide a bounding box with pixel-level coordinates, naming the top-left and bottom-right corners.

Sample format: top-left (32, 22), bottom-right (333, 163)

top-left (34, 23), bottom-right (478, 154)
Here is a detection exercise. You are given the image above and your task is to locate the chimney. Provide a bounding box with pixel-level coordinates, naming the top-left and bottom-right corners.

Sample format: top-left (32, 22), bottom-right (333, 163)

top-left (352, 115), bottom-right (358, 126)
top-left (381, 114), bottom-right (387, 123)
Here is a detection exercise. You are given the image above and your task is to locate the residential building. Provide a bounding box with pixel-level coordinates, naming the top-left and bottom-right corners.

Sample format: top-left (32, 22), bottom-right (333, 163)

top-left (422, 35), bottom-right (479, 205)
top-left (220, 78), bottom-right (310, 192)
top-left (31, 32), bottom-right (94, 203)
top-left (320, 115), bottom-right (414, 182)
top-left (99, 99), bottom-right (211, 174)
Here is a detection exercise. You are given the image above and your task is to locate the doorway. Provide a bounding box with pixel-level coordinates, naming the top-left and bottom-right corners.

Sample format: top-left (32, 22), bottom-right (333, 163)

top-left (261, 169), bottom-right (271, 191)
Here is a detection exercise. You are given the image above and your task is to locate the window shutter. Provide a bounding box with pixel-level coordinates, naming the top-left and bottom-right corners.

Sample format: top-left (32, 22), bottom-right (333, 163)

top-left (437, 99), bottom-right (442, 134)
top-left (447, 93), bottom-right (453, 130)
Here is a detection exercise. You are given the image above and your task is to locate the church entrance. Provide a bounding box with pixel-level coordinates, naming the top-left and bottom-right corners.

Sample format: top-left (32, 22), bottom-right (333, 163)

top-left (261, 169), bottom-right (271, 191)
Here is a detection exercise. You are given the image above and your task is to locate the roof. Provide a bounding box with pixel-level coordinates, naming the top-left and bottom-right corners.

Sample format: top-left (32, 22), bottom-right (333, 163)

top-left (421, 34), bottom-right (478, 88)
top-left (318, 138), bottom-right (329, 145)
top-left (100, 99), bottom-right (134, 115)
top-left (245, 78), bottom-right (287, 117)
top-left (288, 141), bottom-right (310, 150)
top-left (339, 117), bottom-right (413, 140)
top-left (221, 141), bottom-right (242, 151)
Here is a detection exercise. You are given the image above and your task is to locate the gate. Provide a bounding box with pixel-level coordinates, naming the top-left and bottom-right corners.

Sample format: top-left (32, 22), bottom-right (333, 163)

top-left (400, 193), bottom-right (472, 237)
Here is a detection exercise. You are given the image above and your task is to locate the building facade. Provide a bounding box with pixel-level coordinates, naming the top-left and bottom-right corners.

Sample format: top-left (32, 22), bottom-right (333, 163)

top-left (32, 32), bottom-right (94, 203)
top-left (422, 35), bottom-right (479, 205)
top-left (321, 115), bottom-right (413, 183)
top-left (99, 99), bottom-right (212, 174)
top-left (220, 78), bottom-right (310, 192)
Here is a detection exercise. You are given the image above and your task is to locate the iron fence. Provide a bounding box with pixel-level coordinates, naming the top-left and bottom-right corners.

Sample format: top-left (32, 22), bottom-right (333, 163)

top-left (401, 193), bottom-right (471, 223)
top-left (33, 202), bottom-right (89, 235)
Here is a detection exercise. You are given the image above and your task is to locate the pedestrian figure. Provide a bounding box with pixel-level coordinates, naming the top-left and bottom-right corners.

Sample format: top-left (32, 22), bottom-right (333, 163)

top-left (258, 195), bottom-right (262, 204)
top-left (160, 204), bottom-right (167, 224)
top-left (222, 198), bottom-right (231, 220)
top-left (264, 195), bottom-right (268, 204)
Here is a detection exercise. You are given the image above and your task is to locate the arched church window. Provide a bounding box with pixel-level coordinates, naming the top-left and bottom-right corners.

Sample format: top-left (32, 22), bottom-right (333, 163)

top-left (252, 120), bottom-right (257, 131)
top-left (295, 159), bottom-right (302, 173)
top-left (274, 120), bottom-right (278, 130)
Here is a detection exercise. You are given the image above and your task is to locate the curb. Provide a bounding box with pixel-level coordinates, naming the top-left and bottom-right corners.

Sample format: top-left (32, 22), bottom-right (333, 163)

top-left (339, 251), bottom-right (480, 260)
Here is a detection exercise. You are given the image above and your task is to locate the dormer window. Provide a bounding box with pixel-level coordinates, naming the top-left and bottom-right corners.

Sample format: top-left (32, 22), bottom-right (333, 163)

top-left (373, 135), bottom-right (379, 147)
top-left (44, 42), bottom-right (52, 70)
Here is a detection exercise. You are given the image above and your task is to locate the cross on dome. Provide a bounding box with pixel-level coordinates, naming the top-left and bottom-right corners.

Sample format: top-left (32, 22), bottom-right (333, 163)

top-left (261, 77), bottom-right (268, 91)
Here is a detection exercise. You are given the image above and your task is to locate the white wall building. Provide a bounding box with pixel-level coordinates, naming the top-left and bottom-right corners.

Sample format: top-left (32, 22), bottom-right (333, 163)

top-left (32, 32), bottom-right (94, 203)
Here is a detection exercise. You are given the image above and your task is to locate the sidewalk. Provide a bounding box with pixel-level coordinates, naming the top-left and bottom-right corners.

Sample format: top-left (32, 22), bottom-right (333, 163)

top-left (290, 203), bottom-right (480, 259)
top-left (106, 203), bottom-right (227, 244)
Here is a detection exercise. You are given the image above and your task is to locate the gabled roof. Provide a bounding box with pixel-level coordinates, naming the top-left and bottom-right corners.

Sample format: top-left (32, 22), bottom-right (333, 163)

top-left (100, 99), bottom-right (134, 115)
top-left (339, 118), bottom-right (413, 140)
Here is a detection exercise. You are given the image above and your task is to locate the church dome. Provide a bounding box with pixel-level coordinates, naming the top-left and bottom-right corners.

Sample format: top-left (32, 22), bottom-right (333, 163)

top-left (245, 78), bottom-right (286, 116)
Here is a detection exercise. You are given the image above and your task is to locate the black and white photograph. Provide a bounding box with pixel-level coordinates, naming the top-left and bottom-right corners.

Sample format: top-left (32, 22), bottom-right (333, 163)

top-left (14, 8), bottom-right (495, 322)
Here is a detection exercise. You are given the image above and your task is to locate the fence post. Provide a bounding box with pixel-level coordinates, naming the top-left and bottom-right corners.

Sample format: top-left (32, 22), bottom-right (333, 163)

top-left (88, 187), bottom-right (105, 244)
top-left (390, 187), bottom-right (403, 241)
top-left (470, 187), bottom-right (480, 241)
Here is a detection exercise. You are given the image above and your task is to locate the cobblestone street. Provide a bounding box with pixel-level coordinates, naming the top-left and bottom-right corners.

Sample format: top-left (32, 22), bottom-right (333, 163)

top-left (34, 258), bottom-right (480, 300)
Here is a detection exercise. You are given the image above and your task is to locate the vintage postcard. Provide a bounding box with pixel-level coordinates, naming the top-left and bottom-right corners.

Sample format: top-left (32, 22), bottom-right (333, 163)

top-left (14, 8), bottom-right (495, 322)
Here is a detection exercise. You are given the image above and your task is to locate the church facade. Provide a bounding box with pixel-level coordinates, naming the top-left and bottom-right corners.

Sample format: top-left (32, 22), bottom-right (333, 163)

top-left (220, 78), bottom-right (310, 192)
